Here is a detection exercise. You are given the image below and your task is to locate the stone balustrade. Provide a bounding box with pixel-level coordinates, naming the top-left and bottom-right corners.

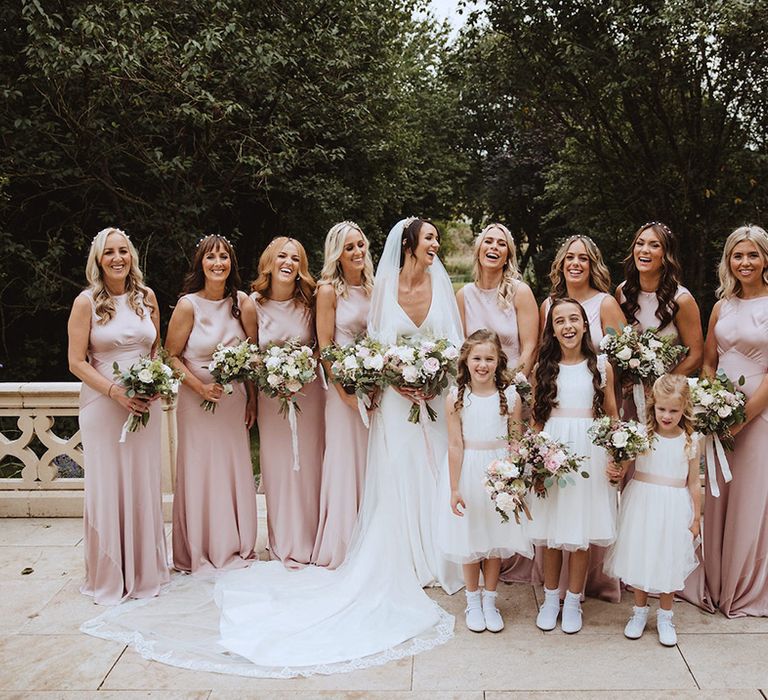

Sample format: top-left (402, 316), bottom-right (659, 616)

top-left (0, 382), bottom-right (176, 518)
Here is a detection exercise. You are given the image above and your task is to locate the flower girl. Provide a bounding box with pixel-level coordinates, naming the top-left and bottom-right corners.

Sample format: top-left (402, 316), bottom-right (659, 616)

top-left (604, 374), bottom-right (700, 646)
top-left (436, 330), bottom-right (533, 632)
top-left (529, 298), bottom-right (619, 633)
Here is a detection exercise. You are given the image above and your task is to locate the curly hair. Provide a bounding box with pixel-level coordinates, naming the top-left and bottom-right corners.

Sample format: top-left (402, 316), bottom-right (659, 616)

top-left (454, 329), bottom-right (511, 417)
top-left (716, 224), bottom-right (768, 299)
top-left (533, 298), bottom-right (604, 425)
top-left (472, 223), bottom-right (521, 310)
top-left (548, 234), bottom-right (612, 299)
top-left (85, 227), bottom-right (154, 325)
top-left (251, 236), bottom-right (316, 308)
top-left (621, 222), bottom-right (683, 329)
top-left (646, 374), bottom-right (695, 455)
top-left (180, 235), bottom-right (242, 319)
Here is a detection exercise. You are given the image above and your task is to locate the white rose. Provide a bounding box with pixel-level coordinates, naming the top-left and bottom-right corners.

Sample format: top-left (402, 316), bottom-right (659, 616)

top-left (494, 480), bottom-right (506, 492)
top-left (267, 374), bottom-right (282, 388)
top-left (616, 346), bottom-right (633, 361)
top-left (342, 356), bottom-right (359, 371)
top-left (285, 365), bottom-right (300, 378)
top-left (420, 341), bottom-right (436, 353)
top-left (138, 369), bottom-right (153, 383)
top-left (443, 345), bottom-right (459, 360)
top-left (628, 358), bottom-right (641, 369)
top-left (268, 346), bottom-right (281, 356)
top-left (162, 365), bottom-right (173, 377)
top-left (495, 492), bottom-right (515, 513)
top-left (717, 405), bottom-right (733, 418)
top-left (402, 365), bottom-right (419, 384)
top-left (356, 346), bottom-right (371, 358)
top-left (699, 393), bottom-right (714, 407)
top-left (611, 431), bottom-right (629, 448)
top-left (422, 357), bottom-right (441, 376)
top-left (265, 356), bottom-right (281, 370)
top-left (363, 354), bottom-right (384, 371)
top-left (647, 337), bottom-right (663, 350)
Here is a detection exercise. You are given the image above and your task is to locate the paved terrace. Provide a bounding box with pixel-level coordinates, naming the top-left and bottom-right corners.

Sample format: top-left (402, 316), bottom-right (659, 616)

top-left (1, 513), bottom-right (767, 699)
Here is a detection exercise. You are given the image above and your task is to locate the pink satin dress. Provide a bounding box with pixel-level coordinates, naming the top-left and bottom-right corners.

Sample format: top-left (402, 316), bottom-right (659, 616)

top-left (79, 290), bottom-right (169, 604)
top-left (172, 293), bottom-right (257, 573)
top-left (462, 282), bottom-right (521, 366)
top-left (312, 286), bottom-right (371, 568)
top-left (254, 295), bottom-right (325, 569)
top-left (703, 296), bottom-right (768, 617)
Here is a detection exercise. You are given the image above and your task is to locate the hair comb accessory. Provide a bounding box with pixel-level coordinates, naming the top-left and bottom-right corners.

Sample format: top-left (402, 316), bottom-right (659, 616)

top-left (642, 221), bottom-right (672, 236)
top-left (196, 234), bottom-right (233, 248)
top-left (93, 228), bottom-right (129, 244)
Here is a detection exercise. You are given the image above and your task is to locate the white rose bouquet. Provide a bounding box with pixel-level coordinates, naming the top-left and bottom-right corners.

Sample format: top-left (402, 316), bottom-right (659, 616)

top-left (587, 416), bottom-right (651, 483)
top-left (251, 339), bottom-right (318, 470)
top-left (484, 456), bottom-right (531, 524)
top-left (382, 335), bottom-right (458, 423)
top-left (112, 352), bottom-right (183, 442)
top-left (600, 325), bottom-right (688, 385)
top-left (688, 371), bottom-right (746, 497)
top-left (321, 335), bottom-right (388, 427)
top-left (203, 339), bottom-right (260, 413)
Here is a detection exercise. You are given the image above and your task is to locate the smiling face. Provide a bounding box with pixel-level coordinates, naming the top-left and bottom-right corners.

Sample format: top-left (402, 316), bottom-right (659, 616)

top-left (466, 341), bottom-right (499, 387)
top-left (272, 240), bottom-right (301, 285)
top-left (654, 394), bottom-right (684, 434)
top-left (339, 228), bottom-right (367, 280)
top-left (633, 227), bottom-right (665, 274)
top-left (412, 222), bottom-right (440, 266)
top-left (729, 239), bottom-right (766, 289)
top-left (563, 238), bottom-right (591, 287)
top-left (551, 301), bottom-right (586, 351)
top-left (201, 242), bottom-right (231, 285)
top-left (477, 226), bottom-right (509, 272)
top-left (99, 231), bottom-right (132, 286)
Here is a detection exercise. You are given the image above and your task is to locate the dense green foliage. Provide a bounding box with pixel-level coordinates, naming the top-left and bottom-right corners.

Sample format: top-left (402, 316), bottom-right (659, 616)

top-left (2, 0), bottom-right (767, 380)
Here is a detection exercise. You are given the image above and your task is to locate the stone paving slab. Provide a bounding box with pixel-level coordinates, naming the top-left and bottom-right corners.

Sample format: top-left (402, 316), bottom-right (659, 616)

top-left (0, 693), bottom-right (211, 699)
top-left (677, 633), bottom-right (768, 689)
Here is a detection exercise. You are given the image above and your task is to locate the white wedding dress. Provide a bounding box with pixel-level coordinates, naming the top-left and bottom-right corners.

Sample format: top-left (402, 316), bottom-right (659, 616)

top-left (81, 219), bottom-right (464, 677)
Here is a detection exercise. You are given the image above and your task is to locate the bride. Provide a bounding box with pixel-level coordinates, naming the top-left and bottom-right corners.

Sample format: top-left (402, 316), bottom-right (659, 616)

top-left (82, 218), bottom-right (464, 676)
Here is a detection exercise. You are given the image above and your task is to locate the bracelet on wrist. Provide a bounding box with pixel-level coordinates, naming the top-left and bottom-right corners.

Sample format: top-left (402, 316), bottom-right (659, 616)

top-left (107, 384), bottom-right (116, 398)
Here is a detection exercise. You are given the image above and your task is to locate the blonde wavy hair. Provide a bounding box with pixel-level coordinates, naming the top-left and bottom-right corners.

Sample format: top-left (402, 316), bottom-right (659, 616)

top-left (251, 236), bottom-right (316, 308)
top-left (318, 221), bottom-right (374, 298)
top-left (472, 223), bottom-right (521, 310)
top-left (716, 224), bottom-right (768, 299)
top-left (549, 235), bottom-right (612, 299)
top-left (85, 227), bottom-right (153, 325)
top-left (646, 374), bottom-right (695, 455)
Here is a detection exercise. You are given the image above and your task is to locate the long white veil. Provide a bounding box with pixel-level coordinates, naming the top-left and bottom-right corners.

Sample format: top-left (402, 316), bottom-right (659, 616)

top-left (80, 218), bottom-right (459, 678)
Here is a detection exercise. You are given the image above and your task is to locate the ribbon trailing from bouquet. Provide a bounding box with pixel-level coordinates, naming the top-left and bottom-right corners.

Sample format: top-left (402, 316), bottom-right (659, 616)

top-left (356, 394), bottom-right (370, 428)
top-left (704, 433), bottom-right (733, 498)
top-left (119, 418), bottom-right (131, 444)
top-left (633, 383), bottom-right (647, 423)
top-left (287, 401), bottom-right (301, 471)
top-left (418, 399), bottom-right (438, 480)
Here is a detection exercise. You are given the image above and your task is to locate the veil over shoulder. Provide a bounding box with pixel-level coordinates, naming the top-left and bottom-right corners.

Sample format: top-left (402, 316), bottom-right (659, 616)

top-left (81, 218), bottom-right (462, 677)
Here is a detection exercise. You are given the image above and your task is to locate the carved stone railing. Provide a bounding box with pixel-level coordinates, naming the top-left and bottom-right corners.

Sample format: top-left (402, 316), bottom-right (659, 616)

top-left (0, 382), bottom-right (176, 518)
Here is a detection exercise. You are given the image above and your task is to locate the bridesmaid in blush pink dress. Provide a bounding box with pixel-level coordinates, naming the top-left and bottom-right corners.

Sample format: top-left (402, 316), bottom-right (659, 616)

top-left (537, 235), bottom-right (626, 601)
top-left (166, 235), bottom-right (258, 573)
top-left (456, 224), bottom-right (539, 587)
top-left (252, 237), bottom-right (325, 569)
top-left (702, 225), bottom-right (768, 617)
top-left (68, 228), bottom-right (169, 604)
top-left (311, 222), bottom-right (374, 568)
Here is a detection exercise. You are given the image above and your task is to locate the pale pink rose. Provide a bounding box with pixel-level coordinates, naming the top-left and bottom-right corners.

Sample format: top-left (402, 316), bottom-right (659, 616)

top-left (422, 357), bottom-right (441, 375)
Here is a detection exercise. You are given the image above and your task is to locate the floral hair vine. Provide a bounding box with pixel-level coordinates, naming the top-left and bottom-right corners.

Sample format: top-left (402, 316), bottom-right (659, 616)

top-left (557, 233), bottom-right (597, 248)
top-left (196, 234), bottom-right (233, 248)
top-left (93, 228), bottom-right (129, 244)
top-left (642, 221), bottom-right (672, 236)
top-left (403, 216), bottom-right (418, 228)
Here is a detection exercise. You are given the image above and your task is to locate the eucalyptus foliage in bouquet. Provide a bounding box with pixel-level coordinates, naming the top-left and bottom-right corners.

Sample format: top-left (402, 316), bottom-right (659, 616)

top-left (484, 456), bottom-right (531, 524)
top-left (203, 340), bottom-right (259, 413)
top-left (600, 325), bottom-right (687, 385)
top-left (688, 371), bottom-right (746, 450)
top-left (588, 416), bottom-right (652, 483)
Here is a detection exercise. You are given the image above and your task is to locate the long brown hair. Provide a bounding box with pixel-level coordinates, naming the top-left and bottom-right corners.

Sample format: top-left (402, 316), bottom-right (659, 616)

top-left (251, 236), bottom-right (316, 307)
top-left (621, 222), bottom-right (683, 329)
top-left (454, 329), bottom-right (510, 417)
top-left (180, 235), bottom-right (242, 318)
top-left (533, 298), bottom-right (604, 425)
top-left (400, 218), bottom-right (440, 267)
top-left (548, 234), bottom-right (612, 299)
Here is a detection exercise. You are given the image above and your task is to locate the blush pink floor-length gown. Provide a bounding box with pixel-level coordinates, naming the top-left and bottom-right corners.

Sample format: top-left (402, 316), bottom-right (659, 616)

top-left (79, 290), bottom-right (169, 604)
top-left (311, 286), bottom-right (370, 569)
top-left (254, 295), bottom-right (325, 569)
top-left (702, 296), bottom-right (768, 617)
top-left (172, 293), bottom-right (257, 573)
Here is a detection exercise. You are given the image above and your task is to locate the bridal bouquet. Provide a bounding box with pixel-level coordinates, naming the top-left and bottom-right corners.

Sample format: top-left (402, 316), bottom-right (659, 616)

top-left (321, 335), bottom-right (388, 427)
top-left (688, 371), bottom-right (746, 497)
top-left (382, 335), bottom-right (458, 423)
top-left (599, 325), bottom-right (688, 385)
top-left (510, 428), bottom-right (588, 499)
top-left (484, 456), bottom-right (531, 524)
top-left (203, 340), bottom-right (259, 413)
top-left (112, 352), bottom-right (182, 442)
top-left (688, 372), bottom-right (746, 450)
top-left (252, 339), bottom-right (318, 470)
top-left (587, 416), bottom-right (651, 483)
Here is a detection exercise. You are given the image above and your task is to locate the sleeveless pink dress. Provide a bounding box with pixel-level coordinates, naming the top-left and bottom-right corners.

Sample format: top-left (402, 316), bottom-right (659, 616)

top-left (543, 292), bottom-right (608, 349)
top-left (79, 291), bottom-right (169, 604)
top-left (312, 286), bottom-right (371, 568)
top-left (254, 295), bottom-right (325, 569)
top-left (703, 296), bottom-right (768, 617)
top-left (172, 293), bottom-right (257, 573)
top-left (462, 283), bottom-right (521, 366)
